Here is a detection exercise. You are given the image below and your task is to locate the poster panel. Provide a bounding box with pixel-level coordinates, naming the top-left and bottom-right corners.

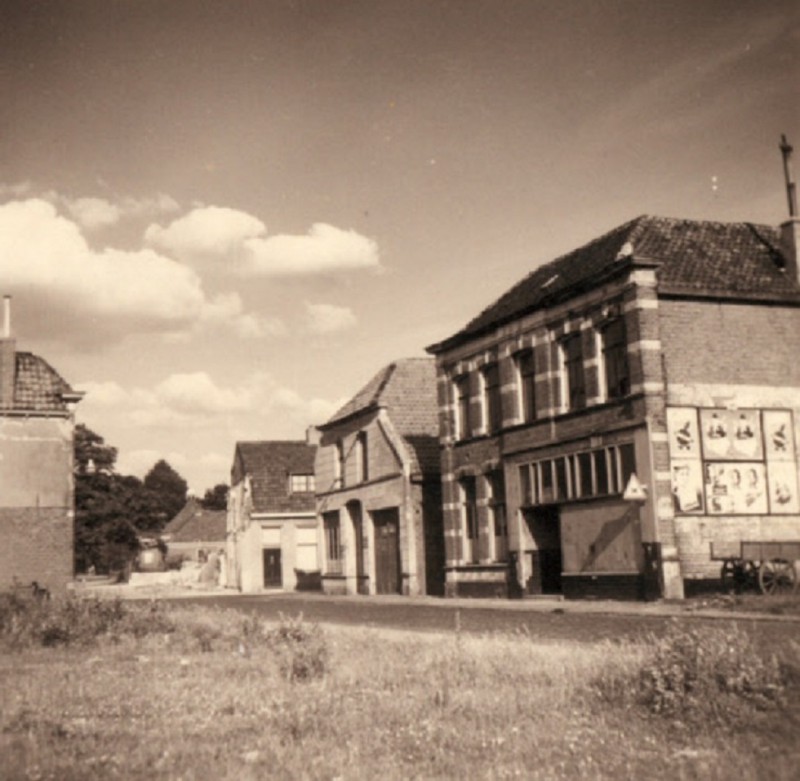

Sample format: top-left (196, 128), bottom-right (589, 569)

top-left (666, 407), bottom-right (700, 458)
top-left (763, 410), bottom-right (795, 461)
top-left (671, 461), bottom-right (704, 514)
top-left (767, 461), bottom-right (800, 514)
top-left (704, 462), bottom-right (767, 515)
top-left (700, 409), bottom-right (762, 460)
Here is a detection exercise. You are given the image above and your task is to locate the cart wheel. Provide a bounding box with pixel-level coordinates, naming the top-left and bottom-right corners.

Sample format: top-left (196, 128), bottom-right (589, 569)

top-left (720, 560), bottom-right (737, 593)
top-left (758, 559), bottom-right (797, 595)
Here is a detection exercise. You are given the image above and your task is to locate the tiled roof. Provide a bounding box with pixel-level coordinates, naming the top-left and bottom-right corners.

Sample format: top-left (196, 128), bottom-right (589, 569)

top-left (163, 498), bottom-right (226, 542)
top-left (323, 358), bottom-right (440, 475)
top-left (234, 441), bottom-right (316, 514)
top-left (428, 216), bottom-right (799, 352)
top-left (12, 352), bottom-right (78, 412)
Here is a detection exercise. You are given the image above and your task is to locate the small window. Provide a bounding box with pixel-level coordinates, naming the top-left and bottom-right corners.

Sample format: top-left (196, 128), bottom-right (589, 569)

top-left (482, 364), bottom-right (502, 434)
top-left (516, 349), bottom-right (537, 422)
top-left (323, 511), bottom-right (342, 574)
top-left (488, 471), bottom-right (508, 562)
top-left (578, 452), bottom-right (593, 497)
top-left (563, 333), bottom-right (586, 410)
top-left (460, 476), bottom-right (479, 563)
top-left (519, 464), bottom-right (533, 506)
top-left (594, 450), bottom-right (609, 494)
top-left (555, 457), bottom-right (569, 500)
top-left (335, 440), bottom-right (346, 488)
top-left (619, 443), bottom-right (636, 490)
top-left (356, 431), bottom-right (369, 483)
top-left (540, 460), bottom-right (555, 503)
top-left (455, 375), bottom-right (472, 440)
top-left (602, 318), bottom-right (630, 400)
top-left (290, 474), bottom-right (315, 493)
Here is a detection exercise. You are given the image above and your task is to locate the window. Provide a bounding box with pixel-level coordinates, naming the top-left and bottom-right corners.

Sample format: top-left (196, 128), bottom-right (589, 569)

top-left (460, 476), bottom-right (479, 563)
top-left (519, 464), bottom-right (533, 506)
top-left (289, 474), bottom-right (315, 493)
top-left (562, 333), bottom-right (586, 410)
top-left (455, 375), bottom-right (472, 440)
top-left (323, 511), bottom-right (342, 574)
top-left (602, 318), bottom-right (630, 400)
top-left (488, 471), bottom-right (508, 562)
top-left (334, 440), bottom-right (346, 488)
top-left (516, 349), bottom-right (537, 422)
top-left (482, 364), bottom-right (502, 434)
top-left (355, 431), bottom-right (369, 483)
top-left (577, 452), bottom-right (593, 497)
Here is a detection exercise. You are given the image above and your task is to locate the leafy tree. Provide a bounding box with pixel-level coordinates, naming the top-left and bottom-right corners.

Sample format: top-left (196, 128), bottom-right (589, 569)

top-left (143, 459), bottom-right (188, 525)
top-left (74, 423), bottom-right (117, 475)
top-left (200, 483), bottom-right (229, 511)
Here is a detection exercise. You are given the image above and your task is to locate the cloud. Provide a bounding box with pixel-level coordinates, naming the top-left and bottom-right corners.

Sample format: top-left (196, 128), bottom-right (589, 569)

top-left (244, 223), bottom-right (380, 276)
top-left (65, 197), bottom-right (121, 230)
top-left (145, 205), bottom-right (265, 258)
top-left (305, 302), bottom-right (358, 334)
top-left (0, 198), bottom-right (276, 345)
top-left (146, 207), bottom-right (380, 276)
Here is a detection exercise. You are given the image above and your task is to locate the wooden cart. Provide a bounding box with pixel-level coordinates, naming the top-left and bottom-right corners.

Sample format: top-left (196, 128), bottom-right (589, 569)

top-left (710, 541), bottom-right (800, 595)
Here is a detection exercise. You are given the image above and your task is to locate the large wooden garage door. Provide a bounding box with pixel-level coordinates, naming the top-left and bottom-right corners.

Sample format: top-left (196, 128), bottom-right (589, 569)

top-left (372, 508), bottom-right (401, 595)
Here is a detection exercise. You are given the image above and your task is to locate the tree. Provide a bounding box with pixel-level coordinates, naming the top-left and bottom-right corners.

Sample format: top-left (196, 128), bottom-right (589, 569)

top-left (143, 459), bottom-right (188, 525)
top-left (74, 423), bottom-right (117, 475)
top-left (200, 483), bottom-right (229, 511)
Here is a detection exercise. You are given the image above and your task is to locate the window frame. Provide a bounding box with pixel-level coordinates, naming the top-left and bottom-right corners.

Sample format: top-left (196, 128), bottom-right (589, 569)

top-left (454, 374), bottom-right (472, 440)
top-left (562, 332), bottom-right (586, 411)
top-left (515, 349), bottom-right (537, 423)
top-left (482, 363), bottom-right (502, 434)
top-left (601, 317), bottom-right (630, 401)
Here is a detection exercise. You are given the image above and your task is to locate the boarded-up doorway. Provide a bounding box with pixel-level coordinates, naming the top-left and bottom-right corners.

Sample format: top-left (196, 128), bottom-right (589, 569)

top-left (372, 508), bottom-right (401, 595)
top-left (263, 548), bottom-right (282, 589)
top-left (522, 506), bottom-right (562, 595)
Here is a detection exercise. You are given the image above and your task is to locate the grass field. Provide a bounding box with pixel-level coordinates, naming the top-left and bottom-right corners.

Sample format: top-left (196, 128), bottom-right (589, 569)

top-left (1, 598), bottom-right (799, 781)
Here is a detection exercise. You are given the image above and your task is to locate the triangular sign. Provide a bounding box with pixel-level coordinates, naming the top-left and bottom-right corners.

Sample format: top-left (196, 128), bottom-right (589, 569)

top-left (623, 472), bottom-right (648, 502)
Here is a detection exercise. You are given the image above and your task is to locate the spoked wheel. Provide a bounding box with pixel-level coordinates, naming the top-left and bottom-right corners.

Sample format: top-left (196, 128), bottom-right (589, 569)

top-left (758, 559), bottom-right (798, 595)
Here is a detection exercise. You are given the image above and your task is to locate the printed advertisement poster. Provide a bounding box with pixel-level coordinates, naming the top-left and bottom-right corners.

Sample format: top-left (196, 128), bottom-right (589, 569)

top-left (666, 407), bottom-right (700, 458)
top-left (671, 461), bottom-right (704, 514)
top-left (763, 410), bottom-right (795, 461)
top-left (767, 461), bottom-right (800, 514)
top-left (700, 409), bottom-right (763, 460)
top-left (704, 462), bottom-right (767, 515)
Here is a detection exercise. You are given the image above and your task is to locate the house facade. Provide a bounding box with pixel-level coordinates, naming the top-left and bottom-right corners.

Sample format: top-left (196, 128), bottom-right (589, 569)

top-left (427, 215), bottom-right (800, 600)
top-left (0, 297), bottom-right (83, 593)
top-left (226, 440), bottom-right (317, 593)
top-left (315, 358), bottom-right (445, 597)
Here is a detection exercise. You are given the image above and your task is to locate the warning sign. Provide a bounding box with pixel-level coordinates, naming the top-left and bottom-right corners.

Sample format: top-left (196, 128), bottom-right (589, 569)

top-left (623, 473), bottom-right (648, 502)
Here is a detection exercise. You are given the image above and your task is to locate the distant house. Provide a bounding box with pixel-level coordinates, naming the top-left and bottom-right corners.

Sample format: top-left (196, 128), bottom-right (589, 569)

top-left (0, 297), bottom-right (83, 593)
top-left (427, 213), bottom-right (800, 600)
top-left (315, 357), bottom-right (445, 597)
top-left (226, 440), bottom-right (317, 592)
top-left (162, 497), bottom-right (227, 563)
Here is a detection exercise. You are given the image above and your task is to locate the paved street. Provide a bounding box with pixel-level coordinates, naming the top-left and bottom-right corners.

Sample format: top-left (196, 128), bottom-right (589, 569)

top-left (160, 591), bottom-right (799, 646)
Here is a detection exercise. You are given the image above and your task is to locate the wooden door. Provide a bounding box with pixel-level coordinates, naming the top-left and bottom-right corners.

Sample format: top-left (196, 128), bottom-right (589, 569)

top-left (262, 548), bottom-right (282, 588)
top-left (373, 508), bottom-right (401, 595)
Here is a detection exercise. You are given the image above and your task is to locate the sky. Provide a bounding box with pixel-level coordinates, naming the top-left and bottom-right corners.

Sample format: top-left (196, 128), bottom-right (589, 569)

top-left (1, 0), bottom-right (798, 494)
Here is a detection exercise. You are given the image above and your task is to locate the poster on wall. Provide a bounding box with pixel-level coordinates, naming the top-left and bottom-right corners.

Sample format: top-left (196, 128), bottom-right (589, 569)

top-left (763, 410), bottom-right (795, 461)
top-left (666, 407), bottom-right (700, 458)
top-left (700, 409), bottom-right (763, 460)
top-left (767, 461), bottom-right (800, 514)
top-left (704, 462), bottom-right (768, 514)
top-left (671, 461), bottom-right (704, 514)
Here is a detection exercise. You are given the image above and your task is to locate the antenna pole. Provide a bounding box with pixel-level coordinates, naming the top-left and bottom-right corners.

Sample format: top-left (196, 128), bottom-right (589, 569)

top-left (780, 134), bottom-right (797, 217)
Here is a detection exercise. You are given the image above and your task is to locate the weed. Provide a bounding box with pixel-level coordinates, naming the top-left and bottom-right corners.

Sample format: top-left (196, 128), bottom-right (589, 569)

top-left (264, 613), bottom-right (328, 682)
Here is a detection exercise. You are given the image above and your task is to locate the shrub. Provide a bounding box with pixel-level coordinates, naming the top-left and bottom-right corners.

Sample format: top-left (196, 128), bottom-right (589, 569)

top-left (638, 622), bottom-right (787, 724)
top-left (264, 613), bottom-right (328, 682)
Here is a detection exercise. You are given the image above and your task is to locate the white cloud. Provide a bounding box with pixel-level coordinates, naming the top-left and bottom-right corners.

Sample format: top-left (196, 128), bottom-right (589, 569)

top-left (65, 197), bottom-right (121, 230)
top-left (244, 223), bottom-right (380, 276)
top-left (146, 207), bottom-right (380, 276)
top-left (145, 205), bottom-right (265, 258)
top-left (305, 302), bottom-right (358, 334)
top-left (0, 198), bottom-right (277, 345)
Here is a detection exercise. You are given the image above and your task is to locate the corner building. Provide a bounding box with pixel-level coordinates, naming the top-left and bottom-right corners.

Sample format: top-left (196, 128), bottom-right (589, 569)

top-left (427, 215), bottom-right (800, 600)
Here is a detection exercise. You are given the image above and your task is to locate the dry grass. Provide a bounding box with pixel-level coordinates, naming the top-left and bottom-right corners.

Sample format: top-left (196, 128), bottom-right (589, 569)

top-left (1, 602), bottom-right (798, 780)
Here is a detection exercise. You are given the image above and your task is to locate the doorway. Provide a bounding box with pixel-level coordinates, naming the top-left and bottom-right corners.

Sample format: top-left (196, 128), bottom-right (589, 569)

top-left (522, 506), bottom-right (563, 595)
top-left (347, 501), bottom-right (367, 595)
top-left (372, 508), bottom-right (401, 595)
top-left (262, 548), bottom-right (282, 589)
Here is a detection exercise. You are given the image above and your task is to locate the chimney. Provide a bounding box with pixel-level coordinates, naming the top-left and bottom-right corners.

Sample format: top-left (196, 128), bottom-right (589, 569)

top-left (779, 134), bottom-right (800, 284)
top-left (0, 295), bottom-right (16, 409)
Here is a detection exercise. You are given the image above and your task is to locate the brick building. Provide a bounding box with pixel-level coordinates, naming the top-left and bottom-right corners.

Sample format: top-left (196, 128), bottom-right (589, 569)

top-left (0, 297), bottom-right (83, 593)
top-left (315, 358), bottom-right (445, 596)
top-left (226, 440), bottom-right (317, 592)
top-left (427, 215), bottom-right (800, 600)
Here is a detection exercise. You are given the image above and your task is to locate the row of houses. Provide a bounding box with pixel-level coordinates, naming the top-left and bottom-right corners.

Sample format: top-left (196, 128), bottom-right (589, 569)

top-left (225, 210), bottom-right (800, 602)
top-left (2, 192), bottom-right (798, 600)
